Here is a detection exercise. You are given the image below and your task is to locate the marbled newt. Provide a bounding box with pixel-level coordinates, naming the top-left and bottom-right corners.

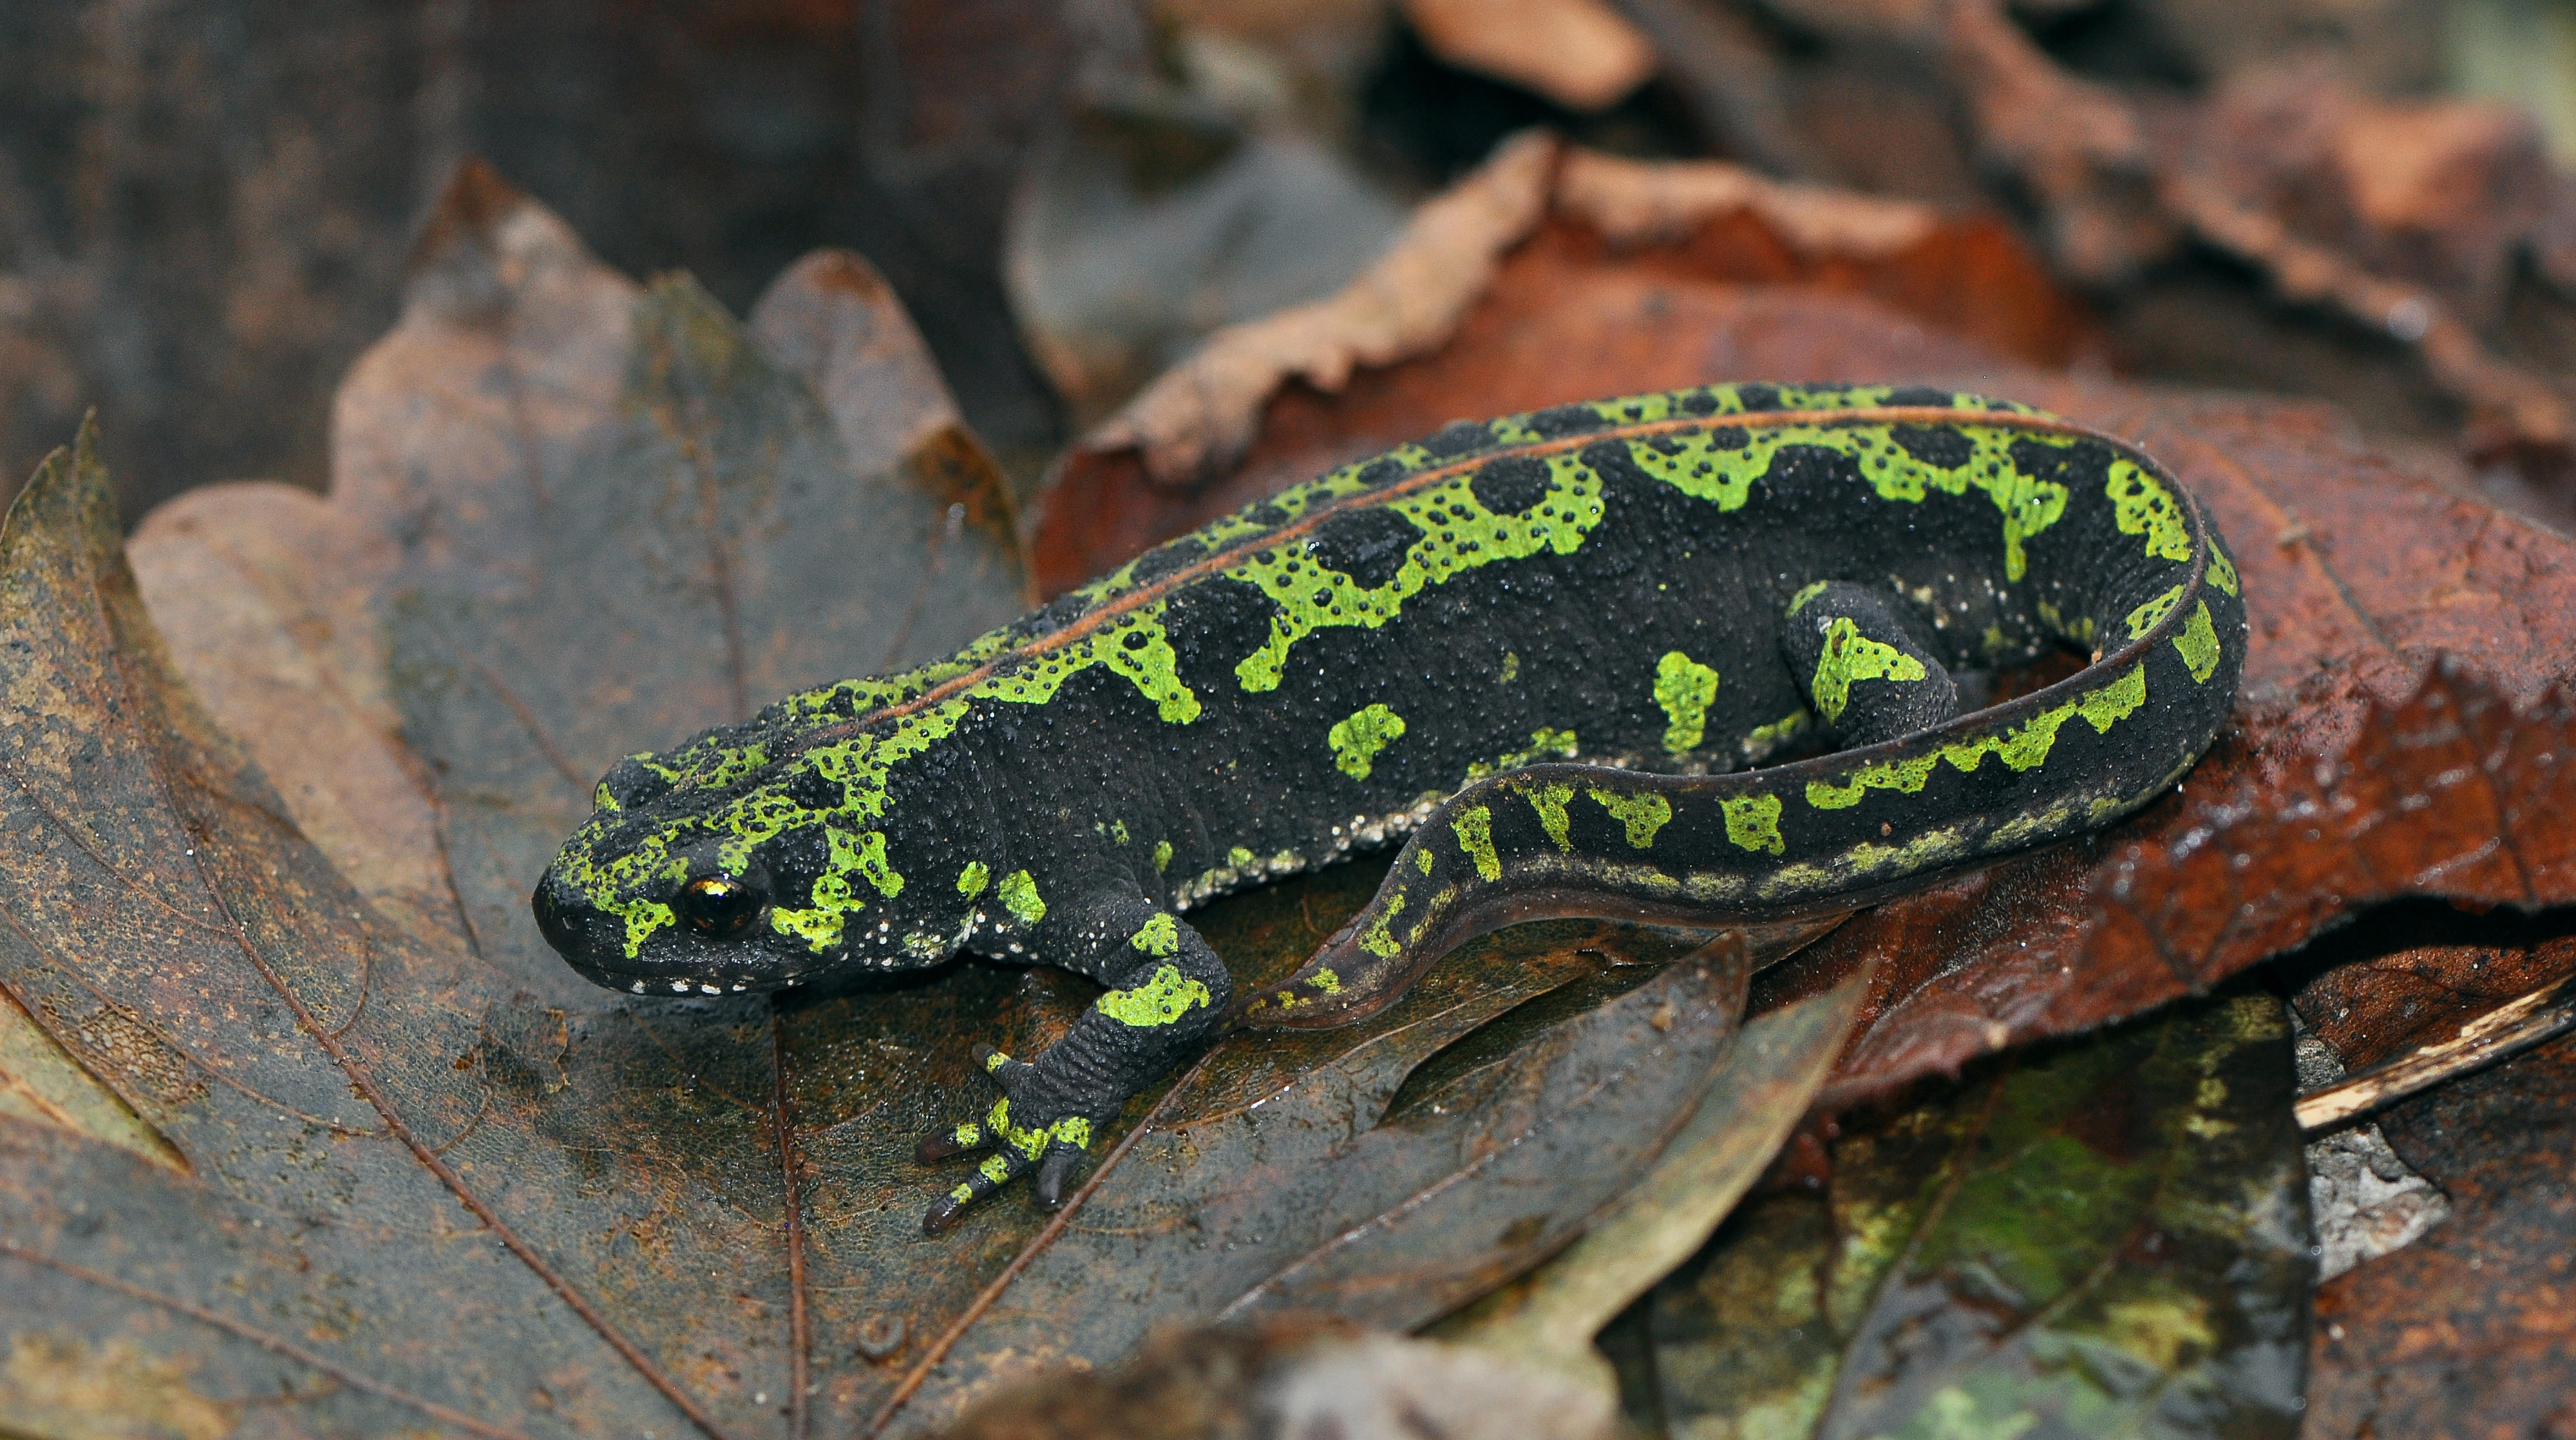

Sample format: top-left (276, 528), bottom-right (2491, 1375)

top-left (531, 383), bottom-right (2246, 1234)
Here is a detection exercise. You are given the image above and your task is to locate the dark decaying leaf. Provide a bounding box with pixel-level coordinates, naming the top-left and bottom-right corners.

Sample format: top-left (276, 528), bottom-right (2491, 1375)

top-left (886, 918), bottom-right (1750, 1431)
top-left (1437, 974), bottom-right (1871, 1407)
top-left (0, 430), bottom-right (715, 1434)
top-left (2303, 1028), bottom-right (2576, 1440)
top-left (1648, 992), bottom-right (2313, 1440)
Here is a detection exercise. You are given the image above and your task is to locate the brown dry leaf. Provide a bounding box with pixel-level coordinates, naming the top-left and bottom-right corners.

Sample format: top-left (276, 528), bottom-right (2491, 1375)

top-left (128, 482), bottom-right (464, 952)
top-left (1033, 138), bottom-right (2081, 593)
top-left (2143, 66), bottom-right (2576, 450)
top-left (2161, 68), bottom-right (2561, 329)
top-left (1399, 0), bottom-right (1657, 112)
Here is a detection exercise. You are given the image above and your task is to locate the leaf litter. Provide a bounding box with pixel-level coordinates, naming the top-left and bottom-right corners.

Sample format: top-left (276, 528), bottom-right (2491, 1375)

top-left (3, 129), bottom-right (2576, 1438)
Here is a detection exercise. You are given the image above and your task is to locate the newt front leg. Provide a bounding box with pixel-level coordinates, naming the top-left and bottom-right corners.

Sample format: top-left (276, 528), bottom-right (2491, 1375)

top-left (916, 880), bottom-right (1231, 1233)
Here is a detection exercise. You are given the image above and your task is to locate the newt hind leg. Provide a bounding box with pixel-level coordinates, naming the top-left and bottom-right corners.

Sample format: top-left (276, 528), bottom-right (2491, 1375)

top-left (1780, 580), bottom-right (1960, 748)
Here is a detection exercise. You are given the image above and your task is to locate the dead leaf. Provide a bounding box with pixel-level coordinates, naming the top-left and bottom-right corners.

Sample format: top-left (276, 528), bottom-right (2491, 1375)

top-left (128, 482), bottom-right (463, 952)
top-left (2290, 920), bottom-right (2576, 1074)
top-left (887, 919), bottom-right (1738, 1431)
top-left (750, 249), bottom-right (1023, 554)
top-left (1437, 973), bottom-right (1870, 1405)
top-left (1649, 992), bottom-right (2313, 1439)
top-left (2303, 1028), bottom-right (2576, 1440)
top-left (1061, 128), bottom-right (1557, 501)
top-left (1034, 143), bottom-right (2079, 593)
top-left (0, 427), bottom-right (726, 1435)
top-left (1400, 0), bottom-right (1657, 113)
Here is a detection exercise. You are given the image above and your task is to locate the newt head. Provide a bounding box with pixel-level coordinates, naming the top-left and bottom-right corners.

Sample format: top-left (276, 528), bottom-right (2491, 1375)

top-left (531, 706), bottom-right (937, 998)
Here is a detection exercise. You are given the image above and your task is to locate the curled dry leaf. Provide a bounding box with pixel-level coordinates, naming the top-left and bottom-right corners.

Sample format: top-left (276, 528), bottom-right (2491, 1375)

top-left (1399, 0), bottom-right (1656, 113)
top-left (1066, 128), bottom-right (1558, 500)
top-left (1005, 91), bottom-right (1408, 431)
top-left (1034, 138), bottom-right (2080, 592)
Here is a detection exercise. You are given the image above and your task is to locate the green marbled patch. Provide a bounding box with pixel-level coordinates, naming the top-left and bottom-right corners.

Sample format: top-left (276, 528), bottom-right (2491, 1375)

top-left (1452, 804), bottom-right (1502, 882)
top-left (2174, 601), bottom-right (2222, 683)
top-left (1810, 616), bottom-right (1927, 726)
top-left (1721, 793), bottom-right (1786, 855)
top-left (1129, 913), bottom-right (1179, 957)
top-left (1654, 650), bottom-right (1722, 754)
top-left (1329, 703), bottom-right (1408, 779)
top-left (1097, 963), bottom-right (1213, 1027)
top-left (1590, 788), bottom-right (1673, 848)
top-left (998, 869), bottom-right (1046, 924)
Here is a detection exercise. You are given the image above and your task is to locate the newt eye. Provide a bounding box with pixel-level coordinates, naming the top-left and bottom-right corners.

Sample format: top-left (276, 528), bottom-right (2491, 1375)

top-left (677, 877), bottom-right (762, 938)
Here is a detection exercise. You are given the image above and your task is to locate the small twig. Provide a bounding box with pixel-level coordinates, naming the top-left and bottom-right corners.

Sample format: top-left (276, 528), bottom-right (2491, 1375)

top-left (2296, 971), bottom-right (2576, 1133)
top-left (861, 1047), bottom-right (1223, 1439)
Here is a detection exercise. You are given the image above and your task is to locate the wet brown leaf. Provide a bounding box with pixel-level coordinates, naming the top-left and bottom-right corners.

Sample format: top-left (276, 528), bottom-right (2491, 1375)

top-left (2304, 1028), bottom-right (2576, 1440)
top-left (2290, 918), bottom-right (2576, 1076)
